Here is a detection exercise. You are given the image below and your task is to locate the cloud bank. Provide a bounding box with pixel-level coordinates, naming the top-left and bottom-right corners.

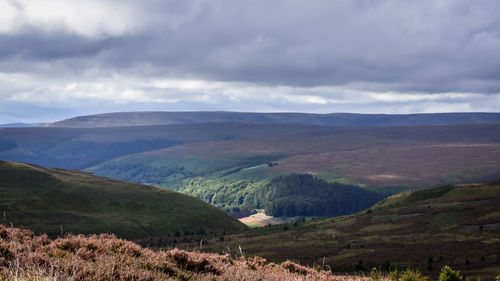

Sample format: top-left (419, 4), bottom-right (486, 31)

top-left (1, 0), bottom-right (500, 122)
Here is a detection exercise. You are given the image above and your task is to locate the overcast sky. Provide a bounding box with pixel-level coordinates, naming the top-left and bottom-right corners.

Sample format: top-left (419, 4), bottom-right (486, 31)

top-left (1, 0), bottom-right (500, 123)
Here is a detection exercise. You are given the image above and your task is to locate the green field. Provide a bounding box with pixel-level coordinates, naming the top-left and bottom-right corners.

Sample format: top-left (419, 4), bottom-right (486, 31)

top-left (0, 160), bottom-right (245, 239)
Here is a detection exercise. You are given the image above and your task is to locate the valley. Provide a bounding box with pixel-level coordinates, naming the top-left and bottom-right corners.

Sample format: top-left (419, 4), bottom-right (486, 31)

top-left (1, 112), bottom-right (500, 279)
top-left (88, 124), bottom-right (500, 189)
top-left (4, 2), bottom-right (500, 279)
top-left (3, 117), bottom-right (500, 219)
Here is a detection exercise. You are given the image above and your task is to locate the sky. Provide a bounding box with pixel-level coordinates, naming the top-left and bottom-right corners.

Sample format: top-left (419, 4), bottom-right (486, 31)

top-left (1, 0), bottom-right (500, 123)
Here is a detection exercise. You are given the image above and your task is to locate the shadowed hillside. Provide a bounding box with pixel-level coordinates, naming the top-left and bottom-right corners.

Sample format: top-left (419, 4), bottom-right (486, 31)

top-left (88, 124), bottom-right (500, 193)
top-left (2, 123), bottom-right (500, 188)
top-left (0, 123), bottom-right (334, 169)
top-left (0, 160), bottom-right (245, 239)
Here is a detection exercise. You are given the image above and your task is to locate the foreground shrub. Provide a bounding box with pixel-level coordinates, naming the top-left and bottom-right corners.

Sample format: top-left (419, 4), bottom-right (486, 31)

top-left (281, 260), bottom-right (315, 275)
top-left (370, 267), bottom-right (382, 281)
top-left (390, 269), bottom-right (400, 281)
top-left (0, 224), bottom-right (364, 281)
top-left (439, 266), bottom-right (462, 281)
top-left (390, 267), bottom-right (426, 281)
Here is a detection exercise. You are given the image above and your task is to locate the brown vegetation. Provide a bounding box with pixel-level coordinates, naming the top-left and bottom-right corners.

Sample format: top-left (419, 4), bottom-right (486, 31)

top-left (0, 224), bottom-right (369, 281)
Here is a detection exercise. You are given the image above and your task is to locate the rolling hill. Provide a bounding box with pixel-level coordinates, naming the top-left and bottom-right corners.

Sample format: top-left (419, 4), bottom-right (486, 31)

top-left (47, 111), bottom-right (500, 128)
top-left (88, 124), bottom-right (500, 194)
top-left (0, 160), bottom-right (245, 239)
top-left (197, 180), bottom-right (500, 279)
top-left (2, 115), bottom-right (500, 222)
top-left (0, 123), bottom-right (335, 169)
top-left (2, 120), bottom-right (499, 189)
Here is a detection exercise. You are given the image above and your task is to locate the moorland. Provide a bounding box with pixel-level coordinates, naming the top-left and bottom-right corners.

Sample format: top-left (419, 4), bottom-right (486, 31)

top-left (1, 112), bottom-right (500, 218)
top-left (1, 111), bottom-right (500, 279)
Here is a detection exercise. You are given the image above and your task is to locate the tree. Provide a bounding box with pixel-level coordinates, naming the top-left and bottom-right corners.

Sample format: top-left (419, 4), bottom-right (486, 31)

top-left (427, 256), bottom-right (433, 271)
top-left (355, 259), bottom-right (364, 271)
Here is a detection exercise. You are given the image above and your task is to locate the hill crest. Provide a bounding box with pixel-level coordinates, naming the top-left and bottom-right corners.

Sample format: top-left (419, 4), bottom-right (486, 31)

top-left (46, 111), bottom-right (500, 128)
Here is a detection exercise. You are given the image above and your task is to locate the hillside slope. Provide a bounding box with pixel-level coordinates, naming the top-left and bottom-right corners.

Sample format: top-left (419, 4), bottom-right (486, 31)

top-left (0, 160), bottom-right (245, 239)
top-left (200, 180), bottom-right (500, 279)
top-left (89, 124), bottom-right (500, 192)
top-left (47, 111), bottom-right (500, 128)
top-left (2, 123), bottom-right (500, 186)
top-left (0, 123), bottom-right (333, 169)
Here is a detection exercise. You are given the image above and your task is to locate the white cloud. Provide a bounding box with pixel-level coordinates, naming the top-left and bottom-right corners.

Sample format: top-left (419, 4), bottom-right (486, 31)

top-left (418, 103), bottom-right (473, 113)
top-left (0, 0), bottom-right (19, 33)
top-left (0, 0), bottom-right (139, 37)
top-left (2, 71), bottom-right (499, 117)
top-left (369, 92), bottom-right (476, 102)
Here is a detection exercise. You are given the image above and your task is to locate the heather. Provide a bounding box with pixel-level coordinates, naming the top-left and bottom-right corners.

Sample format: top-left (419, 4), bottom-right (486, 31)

top-left (0, 224), bottom-right (368, 281)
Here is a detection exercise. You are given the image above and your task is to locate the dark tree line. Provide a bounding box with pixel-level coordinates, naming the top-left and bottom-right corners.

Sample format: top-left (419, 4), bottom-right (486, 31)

top-left (180, 173), bottom-right (383, 218)
top-left (258, 174), bottom-right (382, 217)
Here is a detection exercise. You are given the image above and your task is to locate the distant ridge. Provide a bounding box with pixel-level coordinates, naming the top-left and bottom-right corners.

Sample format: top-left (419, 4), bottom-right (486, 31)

top-left (0, 122), bottom-right (45, 128)
top-left (46, 111), bottom-right (500, 128)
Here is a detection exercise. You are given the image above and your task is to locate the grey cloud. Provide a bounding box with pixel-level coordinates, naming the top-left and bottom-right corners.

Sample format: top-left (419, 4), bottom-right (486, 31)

top-left (1, 0), bottom-right (500, 97)
top-left (0, 31), bottom-right (105, 60)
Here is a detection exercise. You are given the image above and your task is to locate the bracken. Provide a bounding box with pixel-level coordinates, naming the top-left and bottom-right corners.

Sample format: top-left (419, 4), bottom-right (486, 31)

top-left (0, 224), bottom-right (371, 281)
